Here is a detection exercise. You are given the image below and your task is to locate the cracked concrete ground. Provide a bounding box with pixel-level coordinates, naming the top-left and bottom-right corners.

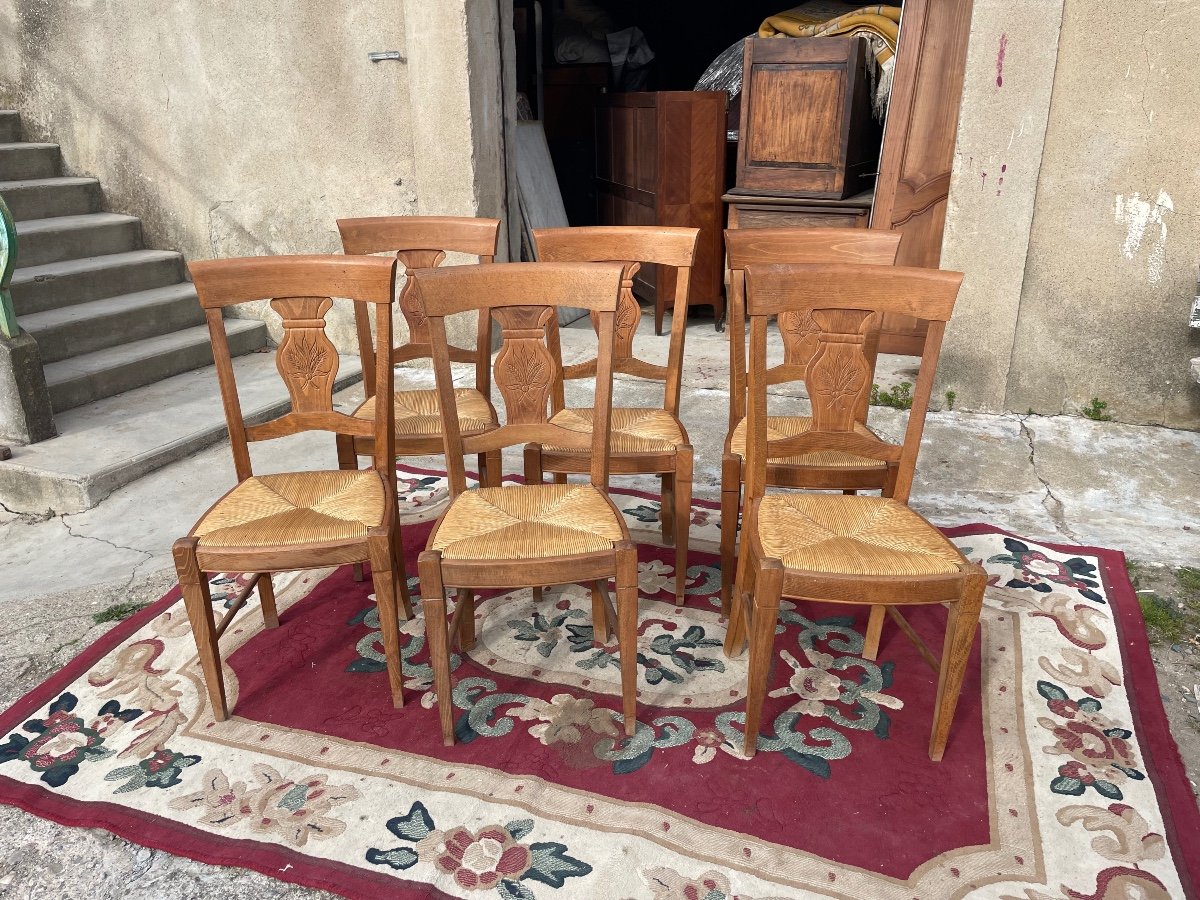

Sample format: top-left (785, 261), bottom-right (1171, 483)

top-left (0, 317), bottom-right (1198, 896)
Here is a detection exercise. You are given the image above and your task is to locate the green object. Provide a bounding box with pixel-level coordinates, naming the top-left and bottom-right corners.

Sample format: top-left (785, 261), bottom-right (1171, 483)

top-left (0, 194), bottom-right (17, 339)
top-left (1080, 397), bottom-right (1113, 421)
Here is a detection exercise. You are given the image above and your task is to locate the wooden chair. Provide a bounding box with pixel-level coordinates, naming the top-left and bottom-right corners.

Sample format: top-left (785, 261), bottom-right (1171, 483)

top-left (526, 226), bottom-right (700, 605)
top-left (175, 255), bottom-right (412, 722)
top-left (720, 227), bottom-right (903, 620)
top-left (413, 261), bottom-right (639, 747)
top-left (335, 216), bottom-right (502, 491)
top-left (724, 262), bottom-right (986, 762)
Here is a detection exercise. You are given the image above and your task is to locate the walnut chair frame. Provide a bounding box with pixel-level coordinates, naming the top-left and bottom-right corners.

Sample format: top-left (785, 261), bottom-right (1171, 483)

top-left (176, 255), bottom-right (412, 722)
top-left (725, 262), bottom-right (986, 762)
top-left (720, 227), bottom-right (903, 622)
top-left (527, 226), bottom-right (700, 605)
top-left (335, 216), bottom-right (502, 491)
top-left (413, 261), bottom-right (639, 747)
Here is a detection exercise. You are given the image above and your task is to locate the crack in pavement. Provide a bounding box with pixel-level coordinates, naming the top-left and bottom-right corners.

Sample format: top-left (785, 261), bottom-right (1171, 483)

top-left (58, 515), bottom-right (157, 595)
top-left (1018, 413), bottom-right (1080, 541)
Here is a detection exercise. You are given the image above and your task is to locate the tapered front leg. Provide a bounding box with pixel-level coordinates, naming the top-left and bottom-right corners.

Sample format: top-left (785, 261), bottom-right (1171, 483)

top-left (418, 551), bottom-right (455, 746)
top-left (456, 588), bottom-right (476, 651)
top-left (615, 543), bottom-right (640, 737)
top-left (591, 581), bottom-right (610, 645)
top-left (929, 571), bottom-right (986, 762)
top-left (369, 534), bottom-right (405, 710)
top-left (742, 560), bottom-right (783, 758)
top-left (174, 539), bottom-right (228, 721)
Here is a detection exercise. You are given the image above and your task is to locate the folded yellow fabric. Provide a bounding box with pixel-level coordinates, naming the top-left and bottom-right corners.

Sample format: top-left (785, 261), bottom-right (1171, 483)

top-left (759, 5), bottom-right (902, 64)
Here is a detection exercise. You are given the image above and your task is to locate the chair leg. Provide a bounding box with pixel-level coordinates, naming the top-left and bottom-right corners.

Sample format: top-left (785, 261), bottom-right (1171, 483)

top-left (719, 454), bottom-right (742, 617)
top-left (337, 435), bottom-right (366, 583)
top-left (615, 542), bottom-right (639, 736)
top-left (659, 472), bottom-right (676, 546)
top-left (655, 294), bottom-right (665, 336)
top-left (483, 449), bottom-right (503, 488)
top-left (369, 535), bottom-right (405, 710)
top-left (418, 551), bottom-right (455, 746)
top-left (591, 580), bottom-right (610, 645)
top-left (523, 443), bottom-right (543, 486)
top-left (863, 605), bottom-right (886, 661)
top-left (456, 588), bottom-right (476, 651)
top-left (742, 559), bottom-right (784, 758)
top-left (723, 539), bottom-right (757, 657)
top-left (392, 511), bottom-right (414, 621)
top-left (173, 539), bottom-right (228, 721)
top-left (258, 573), bottom-right (279, 628)
top-left (673, 447), bottom-right (693, 607)
top-left (929, 572), bottom-right (986, 761)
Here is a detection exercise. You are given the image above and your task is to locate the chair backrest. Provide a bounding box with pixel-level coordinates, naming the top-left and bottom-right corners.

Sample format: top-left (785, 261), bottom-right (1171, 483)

top-left (337, 216), bottom-right (500, 398)
top-left (742, 263), bottom-right (963, 504)
top-left (189, 255), bottom-right (399, 492)
top-left (533, 226), bottom-right (699, 416)
top-left (725, 227), bottom-right (902, 428)
top-left (411, 261), bottom-right (625, 497)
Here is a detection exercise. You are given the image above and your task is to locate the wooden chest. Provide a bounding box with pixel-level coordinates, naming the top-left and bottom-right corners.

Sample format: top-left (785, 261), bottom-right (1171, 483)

top-left (734, 36), bottom-right (880, 200)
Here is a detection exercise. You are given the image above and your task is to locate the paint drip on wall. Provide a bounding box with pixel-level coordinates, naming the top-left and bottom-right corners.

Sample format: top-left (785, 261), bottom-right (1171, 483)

top-left (1114, 190), bottom-right (1173, 284)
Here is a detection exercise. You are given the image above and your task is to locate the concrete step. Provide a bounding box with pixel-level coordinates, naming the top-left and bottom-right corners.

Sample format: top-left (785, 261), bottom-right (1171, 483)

top-left (15, 213), bottom-right (142, 267)
top-left (9, 249), bottom-right (184, 316)
top-left (0, 351), bottom-right (364, 514)
top-left (0, 111), bottom-right (18, 143)
top-left (0, 142), bottom-right (62, 181)
top-left (44, 318), bottom-right (269, 412)
top-left (21, 283), bottom-right (206, 364)
top-left (0, 175), bottom-right (102, 221)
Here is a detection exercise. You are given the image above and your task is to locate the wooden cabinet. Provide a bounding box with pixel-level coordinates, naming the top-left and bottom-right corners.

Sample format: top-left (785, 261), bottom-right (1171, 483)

top-left (734, 37), bottom-right (879, 200)
top-left (595, 91), bottom-right (726, 332)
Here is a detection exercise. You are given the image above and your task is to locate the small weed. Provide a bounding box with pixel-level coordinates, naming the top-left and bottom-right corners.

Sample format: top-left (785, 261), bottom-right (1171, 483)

top-left (93, 601), bottom-right (150, 625)
top-left (1080, 397), bottom-right (1113, 421)
top-left (1138, 592), bottom-right (1187, 643)
top-left (870, 381), bottom-right (913, 410)
top-left (1177, 566), bottom-right (1200, 594)
top-left (1026, 408), bottom-right (1035, 416)
top-left (945, 390), bottom-right (957, 411)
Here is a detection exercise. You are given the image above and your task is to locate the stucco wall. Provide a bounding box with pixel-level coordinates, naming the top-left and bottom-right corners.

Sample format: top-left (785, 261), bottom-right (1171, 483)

top-left (943, 0), bottom-right (1200, 428)
top-left (0, 0), bottom-right (503, 353)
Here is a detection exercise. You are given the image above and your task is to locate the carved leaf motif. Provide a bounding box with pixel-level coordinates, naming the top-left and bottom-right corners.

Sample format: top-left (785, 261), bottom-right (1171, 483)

top-left (286, 334), bottom-right (332, 392)
top-left (812, 353), bottom-right (866, 405)
top-left (497, 340), bottom-right (554, 423)
top-left (399, 281), bottom-right (427, 330)
top-left (778, 310), bottom-right (821, 366)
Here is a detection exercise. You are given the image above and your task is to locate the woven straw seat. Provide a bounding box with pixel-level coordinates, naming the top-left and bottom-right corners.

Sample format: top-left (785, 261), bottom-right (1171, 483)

top-left (353, 388), bottom-right (495, 437)
top-left (193, 471), bottom-right (386, 548)
top-left (546, 407), bottom-right (686, 453)
top-left (429, 484), bottom-right (624, 560)
top-left (730, 416), bottom-right (886, 469)
top-left (757, 494), bottom-right (964, 577)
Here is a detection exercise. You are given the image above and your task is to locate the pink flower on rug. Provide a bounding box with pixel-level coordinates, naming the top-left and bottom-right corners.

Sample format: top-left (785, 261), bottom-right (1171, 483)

top-left (691, 727), bottom-right (729, 764)
top-left (434, 825), bottom-right (533, 890)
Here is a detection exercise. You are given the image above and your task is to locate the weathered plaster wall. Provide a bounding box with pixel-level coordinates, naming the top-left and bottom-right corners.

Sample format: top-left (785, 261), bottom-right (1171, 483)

top-left (1005, 0), bottom-right (1200, 427)
top-left (0, 0), bottom-right (421, 350)
top-left (943, 0), bottom-right (1200, 428)
top-left (938, 0), bottom-right (1064, 413)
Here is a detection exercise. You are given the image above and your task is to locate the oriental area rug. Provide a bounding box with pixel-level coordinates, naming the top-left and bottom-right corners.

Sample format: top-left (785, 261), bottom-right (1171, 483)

top-left (1, 466), bottom-right (1198, 899)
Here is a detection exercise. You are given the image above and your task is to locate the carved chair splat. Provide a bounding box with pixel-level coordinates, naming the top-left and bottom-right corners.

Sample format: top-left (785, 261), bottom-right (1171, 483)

top-left (411, 261), bottom-right (641, 747)
top-left (725, 262), bottom-right (986, 762)
top-left (175, 255), bottom-right (411, 723)
top-left (527, 226), bottom-right (700, 605)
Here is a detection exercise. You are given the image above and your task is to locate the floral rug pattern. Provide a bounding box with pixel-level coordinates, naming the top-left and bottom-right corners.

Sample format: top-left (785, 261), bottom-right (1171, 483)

top-left (0, 470), bottom-right (1197, 899)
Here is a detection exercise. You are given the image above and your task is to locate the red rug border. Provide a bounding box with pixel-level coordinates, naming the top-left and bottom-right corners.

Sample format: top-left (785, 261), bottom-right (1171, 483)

top-left (0, 497), bottom-right (1197, 898)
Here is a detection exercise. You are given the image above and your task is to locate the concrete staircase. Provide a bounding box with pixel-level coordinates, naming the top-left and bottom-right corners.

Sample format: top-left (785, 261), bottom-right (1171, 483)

top-left (0, 110), bottom-right (363, 514)
top-left (0, 110), bottom-right (268, 414)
